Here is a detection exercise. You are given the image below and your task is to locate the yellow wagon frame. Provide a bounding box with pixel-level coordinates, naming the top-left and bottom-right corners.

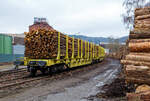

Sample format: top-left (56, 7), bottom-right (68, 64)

top-left (24, 32), bottom-right (105, 68)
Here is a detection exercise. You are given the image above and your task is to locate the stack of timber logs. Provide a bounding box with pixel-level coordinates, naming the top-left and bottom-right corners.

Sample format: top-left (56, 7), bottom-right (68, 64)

top-left (127, 85), bottom-right (150, 101)
top-left (29, 22), bottom-right (54, 32)
top-left (108, 45), bottom-right (128, 59)
top-left (25, 29), bottom-right (98, 59)
top-left (121, 7), bottom-right (150, 86)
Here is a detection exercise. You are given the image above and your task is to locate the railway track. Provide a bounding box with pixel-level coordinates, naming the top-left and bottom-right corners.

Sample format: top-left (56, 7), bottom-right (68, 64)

top-left (0, 65), bottom-right (87, 91)
top-left (0, 74), bottom-right (28, 84)
top-left (0, 75), bottom-right (50, 89)
top-left (0, 68), bottom-right (84, 91)
top-left (0, 67), bottom-right (73, 91)
top-left (0, 71), bottom-right (65, 97)
top-left (0, 68), bottom-right (47, 89)
top-left (0, 68), bottom-right (27, 76)
top-left (0, 68), bottom-right (28, 83)
top-left (0, 67), bottom-right (59, 91)
top-left (0, 60), bottom-right (107, 99)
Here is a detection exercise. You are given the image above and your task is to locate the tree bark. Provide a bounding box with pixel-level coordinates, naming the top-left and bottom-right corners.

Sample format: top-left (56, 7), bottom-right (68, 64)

top-left (135, 7), bottom-right (150, 17)
top-left (121, 60), bottom-right (150, 67)
top-left (129, 42), bottom-right (150, 52)
top-left (135, 14), bottom-right (150, 20)
top-left (125, 54), bottom-right (150, 62)
top-left (129, 30), bottom-right (150, 39)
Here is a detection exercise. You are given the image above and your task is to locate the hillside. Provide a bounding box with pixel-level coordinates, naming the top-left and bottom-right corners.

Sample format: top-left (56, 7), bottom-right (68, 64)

top-left (12, 34), bottom-right (128, 45)
top-left (69, 35), bottom-right (128, 44)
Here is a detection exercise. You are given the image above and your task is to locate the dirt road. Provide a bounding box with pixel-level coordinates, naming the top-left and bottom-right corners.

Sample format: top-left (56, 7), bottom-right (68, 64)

top-left (0, 58), bottom-right (121, 101)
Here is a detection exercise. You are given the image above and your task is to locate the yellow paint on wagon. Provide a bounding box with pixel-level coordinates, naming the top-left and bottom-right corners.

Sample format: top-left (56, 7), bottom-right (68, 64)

top-left (65, 35), bottom-right (69, 59)
top-left (56, 32), bottom-right (60, 60)
top-left (71, 37), bottom-right (74, 59)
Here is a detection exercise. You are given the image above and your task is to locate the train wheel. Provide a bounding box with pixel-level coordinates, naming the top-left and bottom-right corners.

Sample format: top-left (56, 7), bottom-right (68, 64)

top-left (57, 64), bottom-right (68, 72)
top-left (27, 66), bottom-right (30, 72)
top-left (48, 66), bottom-right (57, 75)
top-left (62, 64), bottom-right (68, 71)
top-left (48, 64), bottom-right (68, 75)
top-left (30, 67), bottom-right (37, 77)
top-left (51, 66), bottom-right (57, 73)
top-left (40, 68), bottom-right (46, 75)
top-left (48, 67), bottom-right (52, 74)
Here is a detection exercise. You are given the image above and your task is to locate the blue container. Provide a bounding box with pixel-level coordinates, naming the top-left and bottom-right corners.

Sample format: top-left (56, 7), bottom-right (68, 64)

top-left (0, 54), bottom-right (24, 63)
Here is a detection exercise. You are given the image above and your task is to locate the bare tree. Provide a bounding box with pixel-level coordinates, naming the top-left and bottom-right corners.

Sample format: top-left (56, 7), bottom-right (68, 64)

top-left (145, 1), bottom-right (150, 7)
top-left (107, 37), bottom-right (120, 53)
top-left (122, 0), bottom-right (146, 29)
top-left (107, 37), bottom-right (114, 53)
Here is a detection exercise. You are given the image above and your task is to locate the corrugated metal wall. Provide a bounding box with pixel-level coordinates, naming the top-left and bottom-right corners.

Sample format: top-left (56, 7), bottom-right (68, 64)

top-left (0, 34), bottom-right (25, 63)
top-left (0, 34), bottom-right (13, 54)
top-left (0, 34), bottom-right (14, 63)
top-left (13, 45), bottom-right (24, 54)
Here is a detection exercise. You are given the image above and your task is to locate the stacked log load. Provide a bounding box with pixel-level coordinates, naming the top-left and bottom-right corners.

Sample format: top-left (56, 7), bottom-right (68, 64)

top-left (121, 7), bottom-right (150, 85)
top-left (25, 29), bottom-right (98, 59)
top-left (127, 85), bottom-right (150, 101)
top-left (29, 22), bottom-right (54, 32)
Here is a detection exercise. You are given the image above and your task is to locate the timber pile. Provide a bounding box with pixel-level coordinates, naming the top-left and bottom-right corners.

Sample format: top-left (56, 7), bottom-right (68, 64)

top-left (108, 45), bottom-right (128, 59)
top-left (25, 29), bottom-right (97, 59)
top-left (127, 85), bottom-right (150, 101)
top-left (29, 22), bottom-right (54, 32)
top-left (121, 7), bottom-right (150, 86)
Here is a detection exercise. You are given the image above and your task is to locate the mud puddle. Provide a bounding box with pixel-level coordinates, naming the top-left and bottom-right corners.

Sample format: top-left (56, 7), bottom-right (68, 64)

top-left (43, 61), bottom-right (121, 101)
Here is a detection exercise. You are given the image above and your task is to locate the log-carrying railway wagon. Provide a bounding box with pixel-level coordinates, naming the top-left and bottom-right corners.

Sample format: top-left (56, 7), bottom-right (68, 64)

top-left (14, 30), bottom-right (105, 76)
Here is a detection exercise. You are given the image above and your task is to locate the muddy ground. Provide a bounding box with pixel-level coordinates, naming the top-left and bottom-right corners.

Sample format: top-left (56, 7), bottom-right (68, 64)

top-left (0, 58), bottom-right (125, 101)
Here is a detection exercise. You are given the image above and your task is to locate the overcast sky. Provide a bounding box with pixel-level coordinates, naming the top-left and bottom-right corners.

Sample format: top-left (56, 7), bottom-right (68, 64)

top-left (0, 0), bottom-right (128, 38)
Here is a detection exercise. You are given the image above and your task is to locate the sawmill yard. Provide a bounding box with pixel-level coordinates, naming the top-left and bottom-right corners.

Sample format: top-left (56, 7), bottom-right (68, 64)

top-left (2, 0), bottom-right (150, 101)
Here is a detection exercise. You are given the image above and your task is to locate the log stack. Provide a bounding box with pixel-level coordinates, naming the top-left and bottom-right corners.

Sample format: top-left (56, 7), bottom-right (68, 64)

top-left (108, 45), bottom-right (128, 59)
top-left (29, 22), bottom-right (54, 32)
top-left (127, 85), bottom-right (150, 101)
top-left (25, 29), bottom-right (97, 59)
top-left (121, 7), bottom-right (150, 85)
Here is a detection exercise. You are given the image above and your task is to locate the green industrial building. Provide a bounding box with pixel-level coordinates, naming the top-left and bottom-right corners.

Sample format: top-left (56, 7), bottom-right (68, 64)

top-left (0, 34), bottom-right (14, 63)
top-left (0, 34), bottom-right (13, 54)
